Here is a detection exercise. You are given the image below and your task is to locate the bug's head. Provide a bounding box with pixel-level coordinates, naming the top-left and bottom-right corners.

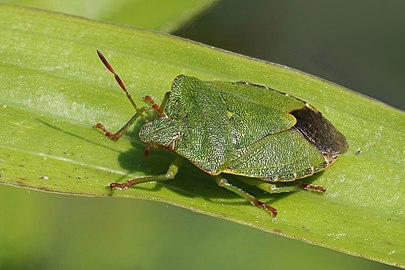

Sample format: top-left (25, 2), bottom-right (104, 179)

top-left (139, 117), bottom-right (184, 149)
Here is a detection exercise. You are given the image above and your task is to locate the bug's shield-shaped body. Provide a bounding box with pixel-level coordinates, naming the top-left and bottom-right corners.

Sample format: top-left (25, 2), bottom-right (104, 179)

top-left (139, 75), bottom-right (348, 181)
top-left (96, 50), bottom-right (348, 217)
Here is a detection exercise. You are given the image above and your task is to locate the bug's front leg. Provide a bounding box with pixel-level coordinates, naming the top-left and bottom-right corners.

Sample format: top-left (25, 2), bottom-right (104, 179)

top-left (109, 157), bottom-right (183, 189)
top-left (144, 91), bottom-right (171, 116)
top-left (95, 107), bottom-right (147, 140)
top-left (214, 176), bottom-right (278, 217)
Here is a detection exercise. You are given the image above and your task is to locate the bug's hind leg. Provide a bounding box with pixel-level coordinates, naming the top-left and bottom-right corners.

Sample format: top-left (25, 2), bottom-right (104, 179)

top-left (109, 157), bottom-right (182, 189)
top-left (237, 177), bottom-right (326, 194)
top-left (298, 183), bottom-right (326, 192)
top-left (214, 176), bottom-right (278, 217)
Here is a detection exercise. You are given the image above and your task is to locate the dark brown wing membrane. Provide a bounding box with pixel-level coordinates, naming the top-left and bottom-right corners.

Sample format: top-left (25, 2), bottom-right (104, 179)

top-left (291, 106), bottom-right (348, 156)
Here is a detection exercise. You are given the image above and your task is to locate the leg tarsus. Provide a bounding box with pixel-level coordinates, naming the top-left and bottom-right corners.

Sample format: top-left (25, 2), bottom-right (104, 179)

top-left (298, 183), bottom-right (326, 193)
top-left (215, 177), bottom-right (277, 217)
top-left (253, 199), bottom-right (278, 217)
top-left (94, 123), bottom-right (119, 140)
top-left (144, 92), bottom-right (170, 116)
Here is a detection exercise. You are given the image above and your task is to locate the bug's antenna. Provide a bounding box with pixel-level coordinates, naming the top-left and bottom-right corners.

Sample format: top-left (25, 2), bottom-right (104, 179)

top-left (97, 50), bottom-right (141, 114)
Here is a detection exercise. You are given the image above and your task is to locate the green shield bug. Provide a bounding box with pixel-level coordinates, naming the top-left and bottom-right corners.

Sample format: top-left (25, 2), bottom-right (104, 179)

top-left (95, 50), bottom-right (348, 217)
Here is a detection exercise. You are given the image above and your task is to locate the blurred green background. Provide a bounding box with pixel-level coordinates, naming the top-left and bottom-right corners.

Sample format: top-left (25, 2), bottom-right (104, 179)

top-left (0, 0), bottom-right (403, 269)
top-left (176, 0), bottom-right (404, 110)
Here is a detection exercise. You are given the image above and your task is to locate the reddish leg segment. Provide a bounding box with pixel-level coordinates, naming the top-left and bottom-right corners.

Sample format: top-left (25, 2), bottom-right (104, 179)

top-left (298, 183), bottom-right (326, 193)
top-left (145, 95), bottom-right (161, 114)
top-left (215, 177), bottom-right (278, 217)
top-left (144, 92), bottom-right (171, 116)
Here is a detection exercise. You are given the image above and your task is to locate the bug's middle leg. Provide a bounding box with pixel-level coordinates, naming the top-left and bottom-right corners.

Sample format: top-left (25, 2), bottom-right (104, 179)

top-left (214, 176), bottom-right (278, 217)
top-left (237, 177), bottom-right (326, 194)
top-left (109, 156), bottom-right (182, 189)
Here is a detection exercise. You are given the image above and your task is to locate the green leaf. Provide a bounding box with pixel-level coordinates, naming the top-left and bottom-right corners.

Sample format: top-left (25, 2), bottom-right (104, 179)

top-left (1, 0), bottom-right (218, 32)
top-left (1, 5), bottom-right (404, 268)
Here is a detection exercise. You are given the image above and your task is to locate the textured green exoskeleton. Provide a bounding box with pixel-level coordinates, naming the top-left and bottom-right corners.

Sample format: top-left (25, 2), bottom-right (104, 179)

top-left (95, 50), bottom-right (348, 217)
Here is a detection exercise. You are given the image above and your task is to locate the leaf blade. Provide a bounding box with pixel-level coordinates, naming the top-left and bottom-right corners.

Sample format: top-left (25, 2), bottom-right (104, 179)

top-left (0, 6), bottom-right (404, 267)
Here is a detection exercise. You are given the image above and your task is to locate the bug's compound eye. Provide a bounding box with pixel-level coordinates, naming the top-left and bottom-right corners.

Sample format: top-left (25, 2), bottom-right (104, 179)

top-left (165, 132), bottom-right (182, 151)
